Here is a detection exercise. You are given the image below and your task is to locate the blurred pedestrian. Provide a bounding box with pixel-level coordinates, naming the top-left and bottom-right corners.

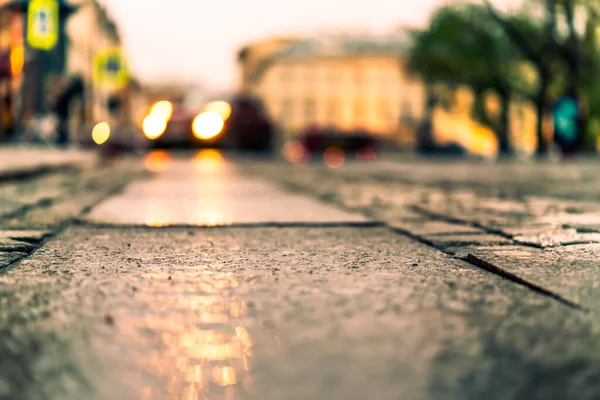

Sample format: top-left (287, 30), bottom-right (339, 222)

top-left (1, 95), bottom-right (13, 139)
top-left (50, 75), bottom-right (84, 147)
top-left (553, 87), bottom-right (584, 159)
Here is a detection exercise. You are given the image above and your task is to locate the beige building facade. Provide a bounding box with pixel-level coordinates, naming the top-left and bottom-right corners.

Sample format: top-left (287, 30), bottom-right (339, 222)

top-left (239, 35), bottom-right (426, 145)
top-left (66, 0), bottom-right (139, 139)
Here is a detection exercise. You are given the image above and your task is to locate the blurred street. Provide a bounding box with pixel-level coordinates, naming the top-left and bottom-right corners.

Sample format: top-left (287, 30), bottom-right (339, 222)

top-left (3, 150), bottom-right (600, 399)
top-left (3, 0), bottom-right (600, 397)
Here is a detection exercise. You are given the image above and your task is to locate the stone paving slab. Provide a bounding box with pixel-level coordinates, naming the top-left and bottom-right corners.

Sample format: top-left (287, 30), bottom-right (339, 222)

top-left (0, 158), bottom-right (146, 229)
top-left (446, 243), bottom-right (600, 316)
top-left (513, 229), bottom-right (600, 248)
top-left (0, 238), bottom-right (34, 253)
top-left (0, 230), bottom-right (51, 242)
top-left (0, 251), bottom-right (26, 269)
top-left (2, 226), bottom-right (600, 399)
top-left (85, 160), bottom-right (370, 227)
top-left (426, 233), bottom-right (513, 249)
top-left (393, 221), bottom-right (484, 236)
top-left (0, 146), bottom-right (97, 181)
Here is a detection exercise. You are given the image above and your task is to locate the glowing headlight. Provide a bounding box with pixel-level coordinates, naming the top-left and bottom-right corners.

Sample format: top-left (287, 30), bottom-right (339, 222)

top-left (204, 100), bottom-right (232, 121)
top-left (143, 114), bottom-right (168, 140)
top-left (149, 100), bottom-right (173, 120)
top-left (192, 111), bottom-right (224, 140)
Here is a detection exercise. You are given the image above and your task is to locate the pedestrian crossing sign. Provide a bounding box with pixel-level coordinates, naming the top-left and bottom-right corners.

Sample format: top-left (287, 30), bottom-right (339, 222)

top-left (27, 0), bottom-right (59, 51)
top-left (93, 47), bottom-right (129, 89)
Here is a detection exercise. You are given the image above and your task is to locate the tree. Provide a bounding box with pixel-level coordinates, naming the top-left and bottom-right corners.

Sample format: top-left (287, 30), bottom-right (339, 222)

top-left (407, 4), bottom-right (528, 155)
top-left (484, 0), bottom-right (600, 154)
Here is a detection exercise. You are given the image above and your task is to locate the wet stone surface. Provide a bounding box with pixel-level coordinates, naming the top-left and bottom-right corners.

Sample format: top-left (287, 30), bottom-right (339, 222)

top-left (513, 229), bottom-right (600, 248)
top-left (0, 251), bottom-right (26, 269)
top-left (2, 226), bottom-right (600, 399)
top-left (446, 243), bottom-right (600, 317)
top-left (425, 233), bottom-right (512, 250)
top-left (0, 230), bottom-right (51, 242)
top-left (391, 221), bottom-right (483, 236)
top-left (85, 160), bottom-right (369, 226)
top-left (0, 238), bottom-right (34, 253)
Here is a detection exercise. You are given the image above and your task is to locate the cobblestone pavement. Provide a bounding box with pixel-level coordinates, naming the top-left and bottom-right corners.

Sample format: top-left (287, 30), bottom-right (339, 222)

top-left (0, 156), bottom-right (147, 271)
top-left (3, 152), bottom-right (600, 399)
top-left (245, 157), bottom-right (600, 318)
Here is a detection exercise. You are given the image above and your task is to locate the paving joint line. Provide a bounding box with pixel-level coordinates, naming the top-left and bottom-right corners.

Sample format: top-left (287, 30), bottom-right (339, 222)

top-left (0, 173), bottom-right (140, 275)
top-left (0, 164), bottom-right (80, 184)
top-left (408, 205), bottom-right (516, 239)
top-left (257, 176), bottom-right (587, 312)
top-left (462, 253), bottom-right (586, 312)
top-left (72, 221), bottom-right (385, 229)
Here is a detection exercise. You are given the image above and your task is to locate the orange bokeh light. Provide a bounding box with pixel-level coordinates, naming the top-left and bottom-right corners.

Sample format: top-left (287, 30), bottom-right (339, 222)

top-left (10, 46), bottom-right (23, 77)
top-left (323, 146), bottom-right (345, 168)
top-left (289, 144), bottom-right (309, 166)
top-left (144, 150), bottom-right (171, 173)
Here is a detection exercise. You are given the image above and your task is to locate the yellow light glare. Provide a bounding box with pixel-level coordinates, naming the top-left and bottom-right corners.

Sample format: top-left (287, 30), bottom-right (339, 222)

top-left (92, 122), bottom-right (111, 145)
top-left (204, 100), bottom-right (232, 121)
top-left (149, 100), bottom-right (173, 120)
top-left (10, 46), bottom-right (24, 77)
top-left (192, 111), bottom-right (224, 140)
top-left (143, 114), bottom-right (168, 140)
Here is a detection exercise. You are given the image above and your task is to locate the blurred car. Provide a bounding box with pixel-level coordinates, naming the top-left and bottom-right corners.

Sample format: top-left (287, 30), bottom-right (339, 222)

top-left (299, 126), bottom-right (379, 156)
top-left (143, 95), bottom-right (276, 153)
top-left (144, 102), bottom-right (198, 148)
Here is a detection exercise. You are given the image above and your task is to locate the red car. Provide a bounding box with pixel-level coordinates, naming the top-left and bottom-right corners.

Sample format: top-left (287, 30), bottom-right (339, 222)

top-left (300, 126), bottom-right (378, 156)
top-left (145, 95), bottom-right (276, 153)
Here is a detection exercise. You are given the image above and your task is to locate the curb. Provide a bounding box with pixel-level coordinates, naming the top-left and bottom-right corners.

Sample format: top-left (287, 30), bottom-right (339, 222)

top-left (0, 152), bottom-right (100, 184)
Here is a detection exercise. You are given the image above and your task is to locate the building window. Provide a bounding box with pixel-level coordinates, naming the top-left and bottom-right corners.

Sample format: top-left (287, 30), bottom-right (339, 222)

top-left (379, 99), bottom-right (390, 120)
top-left (304, 99), bottom-right (315, 122)
top-left (327, 67), bottom-right (338, 85)
top-left (280, 99), bottom-right (293, 122)
top-left (354, 67), bottom-right (366, 86)
top-left (353, 99), bottom-right (365, 121)
top-left (328, 100), bottom-right (338, 124)
top-left (304, 65), bottom-right (315, 84)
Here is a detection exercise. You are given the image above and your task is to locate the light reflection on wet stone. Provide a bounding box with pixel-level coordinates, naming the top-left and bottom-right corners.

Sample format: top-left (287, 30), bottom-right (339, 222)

top-left (117, 272), bottom-right (254, 399)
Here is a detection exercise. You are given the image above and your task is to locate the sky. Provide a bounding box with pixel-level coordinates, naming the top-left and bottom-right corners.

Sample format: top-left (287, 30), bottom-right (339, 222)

top-left (99, 0), bottom-right (522, 92)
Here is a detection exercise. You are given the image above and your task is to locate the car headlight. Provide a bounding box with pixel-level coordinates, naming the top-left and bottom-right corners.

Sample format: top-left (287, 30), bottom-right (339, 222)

top-left (192, 111), bottom-right (224, 140)
top-left (143, 114), bottom-right (168, 140)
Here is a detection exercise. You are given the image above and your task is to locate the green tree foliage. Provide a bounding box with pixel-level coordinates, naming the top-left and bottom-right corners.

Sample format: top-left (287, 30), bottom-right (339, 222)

top-left (408, 3), bottom-right (528, 154)
top-left (486, 0), bottom-right (600, 153)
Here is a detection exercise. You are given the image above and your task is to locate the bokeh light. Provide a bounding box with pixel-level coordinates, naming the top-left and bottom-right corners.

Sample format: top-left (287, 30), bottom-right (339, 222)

top-left (143, 114), bottom-right (168, 140)
top-left (192, 111), bottom-right (224, 140)
top-left (91, 122), bottom-right (111, 145)
top-left (290, 145), bottom-right (309, 166)
top-left (357, 147), bottom-right (377, 160)
top-left (10, 46), bottom-right (24, 77)
top-left (283, 140), bottom-right (310, 166)
top-left (144, 150), bottom-right (171, 173)
top-left (204, 100), bottom-right (232, 121)
top-left (149, 100), bottom-right (173, 120)
top-left (193, 149), bottom-right (225, 174)
top-left (324, 146), bottom-right (345, 168)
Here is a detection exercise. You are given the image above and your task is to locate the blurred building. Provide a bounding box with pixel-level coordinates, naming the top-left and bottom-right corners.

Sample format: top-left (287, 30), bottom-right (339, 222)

top-left (237, 36), bottom-right (300, 93)
top-left (237, 33), bottom-right (426, 146)
top-left (66, 0), bottom-right (141, 140)
top-left (0, 0), bottom-right (78, 141)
